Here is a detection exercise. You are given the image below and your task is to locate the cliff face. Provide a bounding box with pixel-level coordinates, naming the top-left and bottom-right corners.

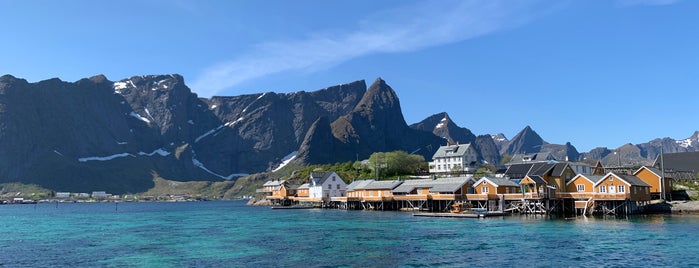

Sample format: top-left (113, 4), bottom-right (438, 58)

top-left (1, 73), bottom-right (696, 193)
top-left (409, 112), bottom-right (500, 165)
top-left (0, 75), bottom-right (444, 193)
top-left (298, 78), bottom-right (445, 164)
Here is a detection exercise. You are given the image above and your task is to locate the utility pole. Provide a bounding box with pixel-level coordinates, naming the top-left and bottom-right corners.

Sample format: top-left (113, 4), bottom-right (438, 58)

top-left (660, 146), bottom-right (666, 200)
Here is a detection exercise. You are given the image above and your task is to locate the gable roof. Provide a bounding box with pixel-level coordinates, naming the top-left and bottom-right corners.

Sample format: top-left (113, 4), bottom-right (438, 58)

top-left (296, 183), bottom-right (310, 190)
top-left (346, 180), bottom-right (373, 191)
top-left (507, 152), bottom-right (556, 165)
top-left (432, 144), bottom-right (474, 160)
top-left (529, 163), bottom-right (556, 176)
top-left (597, 173), bottom-right (650, 187)
top-left (633, 166), bottom-right (662, 178)
top-left (429, 177), bottom-right (473, 193)
top-left (654, 152), bottom-right (699, 173)
top-left (505, 163), bottom-right (534, 177)
top-left (551, 163), bottom-right (570, 177)
top-left (523, 175), bottom-right (546, 184)
top-left (475, 177), bottom-right (519, 187)
top-left (617, 174), bottom-right (651, 187)
top-left (566, 174), bottom-right (605, 186)
top-left (263, 180), bottom-right (286, 187)
top-left (310, 171), bottom-right (338, 185)
top-left (363, 180), bottom-right (403, 190)
top-left (392, 178), bottom-right (433, 193)
top-left (392, 176), bottom-right (473, 193)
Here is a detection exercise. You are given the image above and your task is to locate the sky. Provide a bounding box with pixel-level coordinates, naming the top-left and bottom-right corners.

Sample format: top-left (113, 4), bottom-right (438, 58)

top-left (1, 0), bottom-right (697, 152)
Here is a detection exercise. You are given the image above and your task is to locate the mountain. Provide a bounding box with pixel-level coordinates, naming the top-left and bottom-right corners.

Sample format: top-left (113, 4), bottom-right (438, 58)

top-left (1, 73), bottom-right (696, 194)
top-left (0, 74), bottom-right (446, 193)
top-left (409, 112), bottom-right (476, 145)
top-left (499, 126), bottom-right (545, 156)
top-left (409, 112), bottom-right (500, 165)
top-left (297, 78), bottom-right (445, 164)
top-left (497, 125), bottom-right (581, 162)
top-left (474, 135), bottom-right (501, 165)
top-left (491, 133), bottom-right (508, 151)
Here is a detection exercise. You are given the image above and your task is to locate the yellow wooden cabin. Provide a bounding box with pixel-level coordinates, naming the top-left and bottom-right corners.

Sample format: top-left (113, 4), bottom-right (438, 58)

top-left (633, 166), bottom-right (673, 200)
top-left (520, 175), bottom-right (547, 199)
top-left (593, 173), bottom-right (651, 201)
top-left (472, 177), bottom-right (520, 200)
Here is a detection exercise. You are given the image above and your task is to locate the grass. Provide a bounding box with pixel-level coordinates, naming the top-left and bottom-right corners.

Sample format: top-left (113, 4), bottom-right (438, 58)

top-left (137, 175), bottom-right (237, 199)
top-left (0, 183), bottom-right (53, 199)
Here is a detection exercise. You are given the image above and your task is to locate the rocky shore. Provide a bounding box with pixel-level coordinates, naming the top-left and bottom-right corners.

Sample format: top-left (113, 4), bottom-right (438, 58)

top-left (644, 200), bottom-right (699, 214)
top-left (246, 198), bottom-right (272, 206)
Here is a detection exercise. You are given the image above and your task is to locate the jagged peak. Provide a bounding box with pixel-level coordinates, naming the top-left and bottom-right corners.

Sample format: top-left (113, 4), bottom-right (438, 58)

top-left (434, 113), bottom-right (451, 129)
top-left (89, 74), bottom-right (109, 83)
top-left (113, 74), bottom-right (184, 93)
top-left (357, 77), bottom-right (401, 111)
top-left (0, 74), bottom-right (19, 81)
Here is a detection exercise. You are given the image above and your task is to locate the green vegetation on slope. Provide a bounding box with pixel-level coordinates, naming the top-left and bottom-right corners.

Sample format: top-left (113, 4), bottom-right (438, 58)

top-left (0, 183), bottom-right (53, 200)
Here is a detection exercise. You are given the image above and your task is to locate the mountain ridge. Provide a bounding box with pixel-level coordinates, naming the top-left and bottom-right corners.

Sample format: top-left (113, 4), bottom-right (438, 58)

top-left (0, 73), bottom-right (696, 193)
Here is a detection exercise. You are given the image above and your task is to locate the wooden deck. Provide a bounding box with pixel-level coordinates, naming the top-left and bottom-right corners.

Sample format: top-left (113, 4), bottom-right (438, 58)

top-left (413, 211), bottom-right (507, 218)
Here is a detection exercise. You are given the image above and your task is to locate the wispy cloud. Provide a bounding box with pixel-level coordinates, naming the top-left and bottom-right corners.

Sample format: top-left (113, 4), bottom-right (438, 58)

top-left (616, 0), bottom-right (681, 6)
top-left (191, 0), bottom-right (554, 97)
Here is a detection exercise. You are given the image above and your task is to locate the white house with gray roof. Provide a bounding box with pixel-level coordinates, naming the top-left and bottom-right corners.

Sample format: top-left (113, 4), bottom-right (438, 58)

top-left (309, 171), bottom-right (347, 200)
top-left (428, 143), bottom-right (478, 174)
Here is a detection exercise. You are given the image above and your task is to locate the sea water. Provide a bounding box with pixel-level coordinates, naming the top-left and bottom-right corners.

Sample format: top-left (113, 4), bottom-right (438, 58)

top-left (1, 200), bottom-right (699, 267)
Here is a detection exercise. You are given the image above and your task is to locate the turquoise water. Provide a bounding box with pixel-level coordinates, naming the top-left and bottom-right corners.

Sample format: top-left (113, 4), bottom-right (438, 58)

top-left (1, 201), bottom-right (699, 267)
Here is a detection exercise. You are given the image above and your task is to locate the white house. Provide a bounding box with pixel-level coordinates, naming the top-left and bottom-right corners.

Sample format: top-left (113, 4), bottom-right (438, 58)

top-left (309, 171), bottom-right (347, 200)
top-left (429, 143), bottom-right (478, 174)
top-left (55, 192), bottom-right (71, 198)
top-left (91, 191), bottom-right (108, 199)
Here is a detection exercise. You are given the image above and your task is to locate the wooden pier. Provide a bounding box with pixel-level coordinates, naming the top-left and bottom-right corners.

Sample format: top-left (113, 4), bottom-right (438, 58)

top-left (413, 211), bottom-right (507, 218)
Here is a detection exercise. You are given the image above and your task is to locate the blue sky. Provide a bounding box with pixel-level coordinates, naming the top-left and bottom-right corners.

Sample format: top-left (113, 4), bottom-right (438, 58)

top-left (1, 0), bottom-right (697, 152)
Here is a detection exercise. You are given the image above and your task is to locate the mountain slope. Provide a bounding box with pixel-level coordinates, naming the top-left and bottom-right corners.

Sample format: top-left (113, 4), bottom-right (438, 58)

top-left (409, 112), bottom-right (500, 165)
top-left (298, 78), bottom-right (446, 164)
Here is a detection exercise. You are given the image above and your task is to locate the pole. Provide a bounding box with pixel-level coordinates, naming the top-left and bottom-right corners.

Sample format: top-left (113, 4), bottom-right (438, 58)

top-left (660, 146), bottom-right (666, 200)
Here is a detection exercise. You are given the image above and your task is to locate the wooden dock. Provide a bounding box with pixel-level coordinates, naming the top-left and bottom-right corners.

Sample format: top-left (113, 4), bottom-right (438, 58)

top-left (413, 211), bottom-right (507, 218)
top-left (271, 206), bottom-right (317, 210)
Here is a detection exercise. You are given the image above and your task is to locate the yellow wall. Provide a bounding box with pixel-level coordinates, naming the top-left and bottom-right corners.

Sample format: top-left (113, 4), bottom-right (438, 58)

top-left (566, 176), bottom-right (594, 193)
top-left (475, 181), bottom-right (496, 195)
top-left (635, 168), bottom-right (661, 194)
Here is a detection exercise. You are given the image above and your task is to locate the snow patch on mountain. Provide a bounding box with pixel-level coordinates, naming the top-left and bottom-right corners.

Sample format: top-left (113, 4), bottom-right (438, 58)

top-left (195, 124), bottom-right (225, 143)
top-left (434, 117), bottom-right (447, 129)
top-left (129, 111), bottom-right (151, 124)
top-left (491, 134), bottom-right (507, 142)
top-left (78, 149), bottom-right (170, 162)
top-left (272, 151), bottom-right (297, 172)
top-left (677, 139), bottom-right (693, 148)
top-left (192, 157), bottom-right (247, 180)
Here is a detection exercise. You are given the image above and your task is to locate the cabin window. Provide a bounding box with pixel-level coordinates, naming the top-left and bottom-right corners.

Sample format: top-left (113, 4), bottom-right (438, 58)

top-left (599, 186), bottom-right (606, 193)
top-left (576, 184), bottom-right (585, 192)
top-left (332, 177), bottom-right (336, 182)
top-left (618, 185), bottom-right (625, 193)
top-left (336, 184), bottom-right (340, 189)
top-left (646, 188), bottom-right (649, 194)
top-left (633, 187), bottom-right (637, 194)
top-left (482, 186), bottom-right (489, 193)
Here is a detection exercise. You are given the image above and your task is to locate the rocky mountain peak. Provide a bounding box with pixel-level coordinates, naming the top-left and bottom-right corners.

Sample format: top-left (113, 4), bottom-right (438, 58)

top-left (500, 125), bottom-right (545, 156)
top-left (354, 77), bottom-right (407, 127)
top-left (88, 74), bottom-right (108, 84)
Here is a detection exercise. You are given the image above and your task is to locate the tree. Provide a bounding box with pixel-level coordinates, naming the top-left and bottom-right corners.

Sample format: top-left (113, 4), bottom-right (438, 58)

top-left (368, 151), bottom-right (425, 179)
top-left (474, 165), bottom-right (497, 179)
top-left (499, 154), bottom-right (512, 166)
